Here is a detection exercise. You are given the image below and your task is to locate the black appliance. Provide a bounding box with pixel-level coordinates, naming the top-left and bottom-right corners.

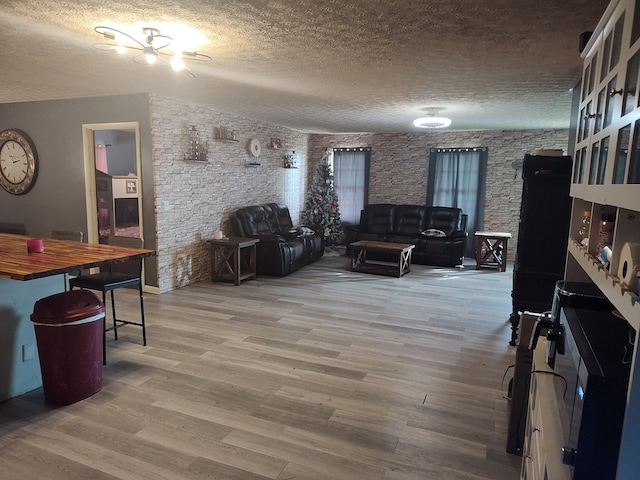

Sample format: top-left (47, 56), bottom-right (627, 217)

top-left (553, 307), bottom-right (632, 480)
top-left (545, 281), bottom-right (612, 368)
top-left (509, 153), bottom-right (573, 345)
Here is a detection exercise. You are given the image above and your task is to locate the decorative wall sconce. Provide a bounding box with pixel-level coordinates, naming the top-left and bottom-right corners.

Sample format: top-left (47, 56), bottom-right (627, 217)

top-left (283, 151), bottom-right (297, 168)
top-left (184, 125), bottom-right (208, 161)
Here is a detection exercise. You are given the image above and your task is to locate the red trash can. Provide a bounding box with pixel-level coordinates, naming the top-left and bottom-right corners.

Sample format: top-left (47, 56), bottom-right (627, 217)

top-left (31, 290), bottom-right (105, 405)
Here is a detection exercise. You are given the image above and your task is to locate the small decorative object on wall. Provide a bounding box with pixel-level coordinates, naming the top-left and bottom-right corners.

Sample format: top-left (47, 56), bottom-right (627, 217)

top-left (126, 179), bottom-right (137, 194)
top-left (269, 137), bottom-right (282, 149)
top-left (184, 125), bottom-right (208, 162)
top-left (215, 126), bottom-right (238, 142)
top-left (249, 138), bottom-right (261, 157)
top-left (247, 138), bottom-right (261, 166)
top-left (283, 151), bottom-right (297, 168)
top-left (0, 129), bottom-right (39, 195)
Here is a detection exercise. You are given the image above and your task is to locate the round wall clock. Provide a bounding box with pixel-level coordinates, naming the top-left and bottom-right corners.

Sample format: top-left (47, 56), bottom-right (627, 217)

top-left (0, 129), bottom-right (39, 195)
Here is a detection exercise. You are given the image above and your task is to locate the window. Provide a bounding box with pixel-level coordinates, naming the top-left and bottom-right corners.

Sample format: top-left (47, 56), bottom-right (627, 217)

top-left (331, 148), bottom-right (370, 224)
top-left (427, 147), bottom-right (488, 257)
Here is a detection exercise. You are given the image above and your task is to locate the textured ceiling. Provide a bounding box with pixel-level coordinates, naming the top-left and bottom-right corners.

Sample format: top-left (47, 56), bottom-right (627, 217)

top-left (0, 0), bottom-right (610, 133)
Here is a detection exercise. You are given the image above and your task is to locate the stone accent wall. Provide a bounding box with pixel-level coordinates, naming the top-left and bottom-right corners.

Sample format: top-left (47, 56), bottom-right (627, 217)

top-left (308, 129), bottom-right (570, 261)
top-left (147, 94), bottom-right (569, 291)
top-left (150, 95), bottom-right (309, 292)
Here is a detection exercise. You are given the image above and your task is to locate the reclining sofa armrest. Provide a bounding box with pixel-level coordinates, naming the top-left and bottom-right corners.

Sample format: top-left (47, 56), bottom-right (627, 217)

top-left (256, 233), bottom-right (286, 243)
top-left (460, 214), bottom-right (468, 233)
top-left (449, 230), bottom-right (468, 240)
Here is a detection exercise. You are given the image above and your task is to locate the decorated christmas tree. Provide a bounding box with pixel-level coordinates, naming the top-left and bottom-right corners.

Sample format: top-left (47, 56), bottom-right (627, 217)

top-left (302, 154), bottom-right (344, 246)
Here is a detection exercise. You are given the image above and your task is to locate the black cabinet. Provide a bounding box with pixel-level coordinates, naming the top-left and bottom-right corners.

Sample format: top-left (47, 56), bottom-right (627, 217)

top-left (509, 154), bottom-right (572, 345)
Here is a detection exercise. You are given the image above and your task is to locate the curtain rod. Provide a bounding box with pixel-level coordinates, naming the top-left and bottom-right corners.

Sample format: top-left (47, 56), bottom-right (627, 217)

top-left (430, 147), bottom-right (487, 153)
top-left (333, 147), bottom-right (371, 152)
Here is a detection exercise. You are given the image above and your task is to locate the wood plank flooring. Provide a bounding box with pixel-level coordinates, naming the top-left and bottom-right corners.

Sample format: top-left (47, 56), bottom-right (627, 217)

top-left (0, 252), bottom-right (523, 479)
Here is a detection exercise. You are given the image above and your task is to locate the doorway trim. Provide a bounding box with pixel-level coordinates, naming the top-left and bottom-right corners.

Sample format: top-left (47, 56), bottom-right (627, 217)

top-left (82, 122), bottom-right (142, 245)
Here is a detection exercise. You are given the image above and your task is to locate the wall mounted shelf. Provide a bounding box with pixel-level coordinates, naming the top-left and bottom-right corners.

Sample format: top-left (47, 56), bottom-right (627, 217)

top-left (214, 126), bottom-right (238, 142)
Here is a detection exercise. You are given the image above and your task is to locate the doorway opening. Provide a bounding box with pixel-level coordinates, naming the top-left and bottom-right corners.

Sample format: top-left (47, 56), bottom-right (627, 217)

top-left (82, 122), bottom-right (143, 246)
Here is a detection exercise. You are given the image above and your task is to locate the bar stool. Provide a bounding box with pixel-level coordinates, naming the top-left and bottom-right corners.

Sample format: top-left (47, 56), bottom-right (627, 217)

top-left (69, 236), bottom-right (146, 364)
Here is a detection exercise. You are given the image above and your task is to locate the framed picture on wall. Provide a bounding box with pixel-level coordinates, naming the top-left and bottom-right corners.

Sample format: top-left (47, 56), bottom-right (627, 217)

top-left (270, 137), bottom-right (282, 149)
top-left (126, 179), bottom-right (137, 194)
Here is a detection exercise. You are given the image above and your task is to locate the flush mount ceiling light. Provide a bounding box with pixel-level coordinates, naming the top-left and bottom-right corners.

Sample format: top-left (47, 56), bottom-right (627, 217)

top-left (93, 26), bottom-right (212, 78)
top-left (413, 109), bottom-right (452, 129)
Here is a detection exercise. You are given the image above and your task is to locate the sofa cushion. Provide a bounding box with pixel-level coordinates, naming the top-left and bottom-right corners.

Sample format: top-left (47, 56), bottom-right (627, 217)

top-left (361, 204), bottom-right (395, 235)
top-left (421, 229), bottom-right (447, 237)
top-left (268, 203), bottom-right (294, 232)
top-left (393, 205), bottom-right (427, 236)
top-left (236, 205), bottom-right (280, 235)
top-left (424, 207), bottom-right (464, 237)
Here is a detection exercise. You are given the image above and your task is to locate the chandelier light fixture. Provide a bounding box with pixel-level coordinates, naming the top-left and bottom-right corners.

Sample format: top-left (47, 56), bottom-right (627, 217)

top-left (93, 26), bottom-right (212, 77)
top-left (413, 108), bottom-right (452, 129)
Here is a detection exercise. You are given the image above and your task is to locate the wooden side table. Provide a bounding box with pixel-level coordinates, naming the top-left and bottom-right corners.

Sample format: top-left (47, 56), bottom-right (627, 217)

top-left (207, 237), bottom-right (259, 286)
top-left (475, 231), bottom-right (511, 272)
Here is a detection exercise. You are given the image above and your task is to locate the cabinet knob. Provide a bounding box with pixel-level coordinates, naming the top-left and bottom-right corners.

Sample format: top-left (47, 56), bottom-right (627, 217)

top-left (609, 88), bottom-right (624, 96)
top-left (584, 113), bottom-right (597, 119)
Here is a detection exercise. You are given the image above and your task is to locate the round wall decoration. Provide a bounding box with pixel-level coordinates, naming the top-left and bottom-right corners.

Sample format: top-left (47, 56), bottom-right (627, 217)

top-left (0, 129), bottom-right (39, 195)
top-left (249, 138), bottom-right (262, 157)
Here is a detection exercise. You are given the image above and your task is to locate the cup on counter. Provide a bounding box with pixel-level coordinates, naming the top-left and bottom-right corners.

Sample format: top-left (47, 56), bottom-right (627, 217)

top-left (27, 237), bottom-right (44, 253)
top-left (213, 230), bottom-right (224, 240)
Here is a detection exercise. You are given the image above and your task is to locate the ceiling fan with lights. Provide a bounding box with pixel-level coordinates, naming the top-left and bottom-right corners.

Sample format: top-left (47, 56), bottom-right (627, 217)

top-left (93, 26), bottom-right (212, 78)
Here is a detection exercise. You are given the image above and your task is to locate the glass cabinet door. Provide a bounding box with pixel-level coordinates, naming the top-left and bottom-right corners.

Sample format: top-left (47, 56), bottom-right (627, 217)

top-left (622, 50), bottom-right (640, 116)
top-left (613, 124), bottom-right (631, 184)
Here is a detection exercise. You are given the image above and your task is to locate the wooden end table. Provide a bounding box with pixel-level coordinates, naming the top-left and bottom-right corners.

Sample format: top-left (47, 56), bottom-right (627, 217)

top-left (475, 231), bottom-right (511, 272)
top-left (349, 240), bottom-right (415, 277)
top-left (207, 237), bottom-right (259, 285)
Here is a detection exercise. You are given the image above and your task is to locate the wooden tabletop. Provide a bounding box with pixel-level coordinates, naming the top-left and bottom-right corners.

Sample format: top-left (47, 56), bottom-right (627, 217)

top-left (206, 237), bottom-right (260, 247)
top-left (0, 233), bottom-right (156, 281)
top-left (349, 240), bottom-right (416, 252)
top-left (475, 231), bottom-right (512, 238)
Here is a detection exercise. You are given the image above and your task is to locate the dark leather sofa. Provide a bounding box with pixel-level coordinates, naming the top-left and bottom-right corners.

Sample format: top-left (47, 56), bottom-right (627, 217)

top-left (345, 204), bottom-right (468, 267)
top-left (230, 203), bottom-right (324, 276)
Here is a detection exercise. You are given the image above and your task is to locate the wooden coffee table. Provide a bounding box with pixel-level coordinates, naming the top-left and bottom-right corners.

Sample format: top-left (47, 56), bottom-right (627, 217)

top-left (349, 240), bottom-right (415, 277)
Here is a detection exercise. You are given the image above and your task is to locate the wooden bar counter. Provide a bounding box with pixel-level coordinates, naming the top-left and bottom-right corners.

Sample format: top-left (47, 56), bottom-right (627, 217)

top-left (0, 233), bottom-right (155, 402)
top-left (0, 233), bottom-right (155, 280)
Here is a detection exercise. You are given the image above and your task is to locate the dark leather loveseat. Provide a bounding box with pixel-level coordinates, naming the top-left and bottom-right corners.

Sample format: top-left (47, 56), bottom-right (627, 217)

top-left (230, 203), bottom-right (324, 276)
top-left (345, 204), bottom-right (468, 267)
